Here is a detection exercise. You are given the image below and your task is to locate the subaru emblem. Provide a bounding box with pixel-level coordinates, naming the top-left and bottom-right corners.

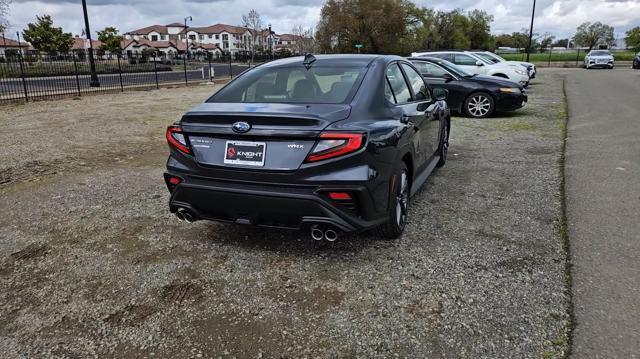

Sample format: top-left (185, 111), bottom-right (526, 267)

top-left (232, 121), bottom-right (251, 133)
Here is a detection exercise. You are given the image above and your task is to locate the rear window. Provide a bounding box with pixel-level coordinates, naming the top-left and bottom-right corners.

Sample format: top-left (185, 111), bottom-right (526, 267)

top-left (208, 66), bottom-right (366, 104)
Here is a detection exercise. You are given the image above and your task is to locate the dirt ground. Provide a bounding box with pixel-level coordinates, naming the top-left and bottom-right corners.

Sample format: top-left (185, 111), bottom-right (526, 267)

top-left (0, 73), bottom-right (570, 358)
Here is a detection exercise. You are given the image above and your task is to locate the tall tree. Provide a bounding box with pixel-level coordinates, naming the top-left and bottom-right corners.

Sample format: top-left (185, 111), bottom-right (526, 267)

top-left (23, 15), bottom-right (73, 54)
top-left (466, 9), bottom-right (494, 49)
top-left (625, 26), bottom-right (640, 52)
top-left (538, 32), bottom-right (555, 52)
top-left (241, 9), bottom-right (263, 65)
top-left (573, 22), bottom-right (615, 51)
top-left (316, 0), bottom-right (412, 54)
top-left (97, 26), bottom-right (123, 54)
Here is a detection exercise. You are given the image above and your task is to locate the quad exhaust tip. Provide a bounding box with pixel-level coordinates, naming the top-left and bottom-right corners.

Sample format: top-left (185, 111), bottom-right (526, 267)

top-left (324, 229), bottom-right (338, 242)
top-left (175, 208), bottom-right (197, 223)
top-left (310, 225), bottom-right (340, 242)
top-left (311, 226), bottom-right (324, 241)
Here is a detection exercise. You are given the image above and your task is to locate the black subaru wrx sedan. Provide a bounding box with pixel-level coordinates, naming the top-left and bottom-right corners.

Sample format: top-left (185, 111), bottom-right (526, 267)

top-left (164, 55), bottom-right (450, 240)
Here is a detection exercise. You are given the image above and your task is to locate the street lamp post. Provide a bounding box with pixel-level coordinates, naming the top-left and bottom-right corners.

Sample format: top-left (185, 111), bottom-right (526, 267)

top-left (81, 0), bottom-right (100, 87)
top-left (268, 24), bottom-right (272, 61)
top-left (183, 16), bottom-right (192, 86)
top-left (526, 0), bottom-right (537, 63)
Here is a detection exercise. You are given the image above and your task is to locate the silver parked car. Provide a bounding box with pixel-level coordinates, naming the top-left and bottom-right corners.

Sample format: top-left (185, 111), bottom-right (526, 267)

top-left (584, 50), bottom-right (614, 69)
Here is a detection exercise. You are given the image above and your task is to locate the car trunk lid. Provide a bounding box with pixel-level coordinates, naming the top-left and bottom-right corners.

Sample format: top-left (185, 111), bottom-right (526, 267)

top-left (180, 103), bottom-right (351, 171)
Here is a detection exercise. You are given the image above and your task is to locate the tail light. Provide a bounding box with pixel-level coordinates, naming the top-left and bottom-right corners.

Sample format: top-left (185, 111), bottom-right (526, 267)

top-left (166, 125), bottom-right (191, 155)
top-left (305, 132), bottom-right (365, 163)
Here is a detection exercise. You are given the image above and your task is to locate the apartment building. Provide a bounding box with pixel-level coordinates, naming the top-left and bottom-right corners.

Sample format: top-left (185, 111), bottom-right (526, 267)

top-left (124, 22), bottom-right (278, 55)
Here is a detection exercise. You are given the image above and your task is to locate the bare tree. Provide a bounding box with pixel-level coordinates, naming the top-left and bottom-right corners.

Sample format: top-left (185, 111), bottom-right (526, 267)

top-left (241, 9), bottom-right (263, 65)
top-left (291, 25), bottom-right (315, 55)
top-left (0, 0), bottom-right (11, 31)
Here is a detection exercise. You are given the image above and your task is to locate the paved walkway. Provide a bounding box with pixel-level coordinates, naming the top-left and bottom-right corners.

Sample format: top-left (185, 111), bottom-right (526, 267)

top-left (565, 68), bottom-right (640, 357)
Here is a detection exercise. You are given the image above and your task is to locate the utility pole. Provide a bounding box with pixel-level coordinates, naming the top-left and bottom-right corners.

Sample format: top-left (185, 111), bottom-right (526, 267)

top-left (82, 0), bottom-right (100, 87)
top-left (526, 0), bottom-right (536, 63)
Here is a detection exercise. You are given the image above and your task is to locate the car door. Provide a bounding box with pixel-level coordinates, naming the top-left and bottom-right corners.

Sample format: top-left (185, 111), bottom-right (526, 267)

top-left (385, 63), bottom-right (432, 172)
top-left (400, 63), bottom-right (440, 160)
top-left (413, 61), bottom-right (466, 111)
top-left (451, 53), bottom-right (487, 75)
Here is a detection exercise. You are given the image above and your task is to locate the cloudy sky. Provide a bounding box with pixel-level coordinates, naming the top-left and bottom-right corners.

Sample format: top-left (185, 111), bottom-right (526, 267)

top-left (4, 0), bottom-right (640, 40)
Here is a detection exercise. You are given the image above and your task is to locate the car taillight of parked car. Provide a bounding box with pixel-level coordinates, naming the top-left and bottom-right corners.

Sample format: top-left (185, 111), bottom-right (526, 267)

top-left (166, 125), bottom-right (191, 155)
top-left (305, 132), bottom-right (365, 163)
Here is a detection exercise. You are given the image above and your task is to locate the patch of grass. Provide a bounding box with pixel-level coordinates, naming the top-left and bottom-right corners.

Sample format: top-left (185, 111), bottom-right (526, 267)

top-left (494, 120), bottom-right (537, 131)
top-left (500, 50), bottom-right (636, 62)
top-left (558, 76), bottom-right (575, 358)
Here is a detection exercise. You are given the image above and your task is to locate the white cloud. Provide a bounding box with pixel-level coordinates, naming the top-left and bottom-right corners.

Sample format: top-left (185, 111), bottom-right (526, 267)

top-left (5, 0), bottom-right (639, 40)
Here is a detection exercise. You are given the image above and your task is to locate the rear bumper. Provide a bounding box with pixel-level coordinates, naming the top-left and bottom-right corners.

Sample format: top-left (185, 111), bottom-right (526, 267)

top-left (166, 173), bottom-right (388, 233)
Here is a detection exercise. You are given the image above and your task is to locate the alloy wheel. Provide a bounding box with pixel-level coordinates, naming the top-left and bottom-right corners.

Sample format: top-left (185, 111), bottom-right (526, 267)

top-left (468, 95), bottom-right (491, 117)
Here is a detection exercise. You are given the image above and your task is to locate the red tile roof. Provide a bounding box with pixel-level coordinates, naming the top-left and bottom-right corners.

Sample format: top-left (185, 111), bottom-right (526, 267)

top-left (188, 24), bottom-right (248, 35)
top-left (122, 38), bottom-right (220, 52)
top-left (0, 38), bottom-right (29, 48)
top-left (72, 37), bottom-right (102, 50)
top-left (126, 25), bottom-right (174, 35)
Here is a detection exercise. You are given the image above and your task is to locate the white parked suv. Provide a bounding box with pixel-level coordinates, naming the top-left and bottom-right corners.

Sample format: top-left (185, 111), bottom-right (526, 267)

top-left (411, 50), bottom-right (530, 87)
top-left (583, 50), bottom-right (614, 69)
top-left (472, 51), bottom-right (536, 79)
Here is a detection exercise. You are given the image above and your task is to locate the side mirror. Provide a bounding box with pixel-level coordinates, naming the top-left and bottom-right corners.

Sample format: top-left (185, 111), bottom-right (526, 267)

top-left (432, 87), bottom-right (448, 101)
top-left (443, 73), bottom-right (454, 82)
top-left (475, 60), bottom-right (485, 67)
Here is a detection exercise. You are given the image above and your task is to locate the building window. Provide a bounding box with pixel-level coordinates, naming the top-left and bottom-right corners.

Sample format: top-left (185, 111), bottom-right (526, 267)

top-left (209, 34), bottom-right (213, 39)
top-left (189, 35), bottom-right (196, 40)
top-left (215, 34), bottom-right (220, 40)
top-left (161, 35), bottom-right (166, 40)
top-left (151, 35), bottom-right (158, 41)
top-left (199, 35), bottom-right (204, 40)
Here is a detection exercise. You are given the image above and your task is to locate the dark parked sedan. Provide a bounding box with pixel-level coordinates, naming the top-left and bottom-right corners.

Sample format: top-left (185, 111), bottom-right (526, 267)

top-left (165, 55), bottom-right (450, 240)
top-left (633, 52), bottom-right (640, 69)
top-left (408, 57), bottom-right (527, 118)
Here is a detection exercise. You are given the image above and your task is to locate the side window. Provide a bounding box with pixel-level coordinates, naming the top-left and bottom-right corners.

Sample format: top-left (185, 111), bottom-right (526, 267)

top-left (401, 63), bottom-right (431, 102)
top-left (413, 62), bottom-right (449, 78)
top-left (385, 64), bottom-right (412, 104)
top-left (384, 79), bottom-right (396, 104)
top-left (453, 54), bottom-right (478, 66)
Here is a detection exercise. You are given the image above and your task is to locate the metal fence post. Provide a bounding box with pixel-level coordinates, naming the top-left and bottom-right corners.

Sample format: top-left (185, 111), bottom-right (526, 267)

top-left (229, 53), bottom-right (232, 80)
top-left (153, 52), bottom-right (159, 89)
top-left (117, 54), bottom-right (124, 91)
top-left (17, 50), bottom-right (29, 101)
top-left (208, 53), bottom-right (213, 82)
top-left (72, 52), bottom-right (81, 96)
top-left (547, 47), bottom-right (552, 67)
top-left (575, 49), bottom-right (580, 68)
top-left (183, 52), bottom-right (188, 86)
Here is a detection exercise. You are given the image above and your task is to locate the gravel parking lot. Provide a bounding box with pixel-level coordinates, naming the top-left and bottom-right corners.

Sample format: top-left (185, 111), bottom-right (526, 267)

top-left (0, 72), bottom-right (570, 357)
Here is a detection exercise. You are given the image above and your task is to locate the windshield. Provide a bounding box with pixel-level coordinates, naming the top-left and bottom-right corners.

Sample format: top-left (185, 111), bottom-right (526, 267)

top-left (208, 65), bottom-right (366, 104)
top-left (427, 59), bottom-right (474, 77)
top-left (475, 53), bottom-right (501, 64)
top-left (590, 50), bottom-right (611, 56)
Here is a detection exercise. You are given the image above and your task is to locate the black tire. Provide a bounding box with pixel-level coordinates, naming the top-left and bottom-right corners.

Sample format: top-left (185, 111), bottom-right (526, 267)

top-left (436, 118), bottom-right (449, 168)
top-left (463, 92), bottom-right (495, 118)
top-left (376, 162), bottom-right (410, 239)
